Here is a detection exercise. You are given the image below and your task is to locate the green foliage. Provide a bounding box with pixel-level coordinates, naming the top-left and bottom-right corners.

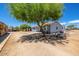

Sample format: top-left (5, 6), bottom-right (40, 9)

top-left (9, 3), bottom-right (64, 36)
top-left (9, 3), bottom-right (64, 26)
top-left (67, 24), bottom-right (77, 30)
top-left (20, 24), bottom-right (31, 31)
top-left (14, 26), bottom-right (20, 31)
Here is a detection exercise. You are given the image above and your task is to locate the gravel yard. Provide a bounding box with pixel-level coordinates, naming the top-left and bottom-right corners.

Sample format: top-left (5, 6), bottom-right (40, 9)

top-left (0, 30), bottom-right (79, 56)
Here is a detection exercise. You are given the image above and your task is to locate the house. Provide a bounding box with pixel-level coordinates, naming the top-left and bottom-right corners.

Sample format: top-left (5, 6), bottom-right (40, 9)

top-left (32, 26), bottom-right (40, 32)
top-left (0, 21), bottom-right (8, 36)
top-left (32, 21), bottom-right (65, 34)
top-left (47, 21), bottom-right (65, 34)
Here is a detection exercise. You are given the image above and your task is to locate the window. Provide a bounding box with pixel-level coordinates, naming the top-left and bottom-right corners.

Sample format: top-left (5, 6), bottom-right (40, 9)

top-left (56, 26), bottom-right (58, 30)
top-left (62, 27), bottom-right (63, 29)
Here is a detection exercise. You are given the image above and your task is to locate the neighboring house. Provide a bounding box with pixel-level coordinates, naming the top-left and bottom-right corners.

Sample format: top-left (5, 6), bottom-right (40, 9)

top-left (32, 26), bottom-right (40, 32)
top-left (0, 21), bottom-right (8, 36)
top-left (32, 21), bottom-right (65, 34)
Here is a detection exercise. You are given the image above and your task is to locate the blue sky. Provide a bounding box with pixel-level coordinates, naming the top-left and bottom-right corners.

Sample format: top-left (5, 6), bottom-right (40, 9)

top-left (0, 3), bottom-right (79, 27)
top-left (60, 3), bottom-right (79, 26)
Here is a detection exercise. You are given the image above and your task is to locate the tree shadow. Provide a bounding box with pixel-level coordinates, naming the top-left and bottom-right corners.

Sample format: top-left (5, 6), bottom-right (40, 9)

top-left (17, 33), bottom-right (69, 46)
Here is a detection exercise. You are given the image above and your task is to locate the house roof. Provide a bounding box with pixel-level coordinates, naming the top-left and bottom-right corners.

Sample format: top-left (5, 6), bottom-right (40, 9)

top-left (32, 26), bottom-right (39, 29)
top-left (43, 21), bottom-right (62, 26)
top-left (0, 21), bottom-right (6, 25)
top-left (32, 21), bottom-right (63, 28)
top-left (0, 21), bottom-right (7, 27)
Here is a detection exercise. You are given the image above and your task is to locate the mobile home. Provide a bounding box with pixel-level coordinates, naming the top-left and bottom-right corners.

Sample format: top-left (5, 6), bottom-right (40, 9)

top-left (32, 21), bottom-right (65, 34)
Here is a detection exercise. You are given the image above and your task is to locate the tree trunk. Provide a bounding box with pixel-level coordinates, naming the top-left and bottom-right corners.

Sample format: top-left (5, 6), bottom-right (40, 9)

top-left (37, 23), bottom-right (48, 40)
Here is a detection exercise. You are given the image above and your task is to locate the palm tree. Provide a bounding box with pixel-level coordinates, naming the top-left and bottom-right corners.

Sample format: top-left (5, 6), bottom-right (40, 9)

top-left (9, 3), bottom-right (64, 39)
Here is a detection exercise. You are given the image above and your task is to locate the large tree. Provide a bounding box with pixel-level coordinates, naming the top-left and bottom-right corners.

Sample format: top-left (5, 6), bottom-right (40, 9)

top-left (9, 3), bottom-right (64, 38)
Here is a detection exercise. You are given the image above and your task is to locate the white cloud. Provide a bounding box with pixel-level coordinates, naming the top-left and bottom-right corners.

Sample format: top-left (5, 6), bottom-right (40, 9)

top-left (60, 20), bottom-right (79, 26)
top-left (60, 22), bottom-right (66, 25)
top-left (68, 20), bottom-right (79, 23)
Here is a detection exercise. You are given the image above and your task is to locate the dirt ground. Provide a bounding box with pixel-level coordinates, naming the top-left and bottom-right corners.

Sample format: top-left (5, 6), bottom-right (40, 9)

top-left (0, 30), bottom-right (79, 56)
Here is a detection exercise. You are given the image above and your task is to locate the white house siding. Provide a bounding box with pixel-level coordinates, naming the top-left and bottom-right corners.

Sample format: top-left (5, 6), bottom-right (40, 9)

top-left (50, 22), bottom-right (64, 34)
top-left (32, 27), bottom-right (40, 32)
top-left (32, 29), bottom-right (36, 32)
top-left (32, 22), bottom-right (65, 34)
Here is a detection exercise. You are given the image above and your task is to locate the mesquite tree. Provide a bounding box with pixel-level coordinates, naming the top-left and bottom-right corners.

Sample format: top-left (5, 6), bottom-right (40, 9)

top-left (9, 3), bottom-right (64, 39)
